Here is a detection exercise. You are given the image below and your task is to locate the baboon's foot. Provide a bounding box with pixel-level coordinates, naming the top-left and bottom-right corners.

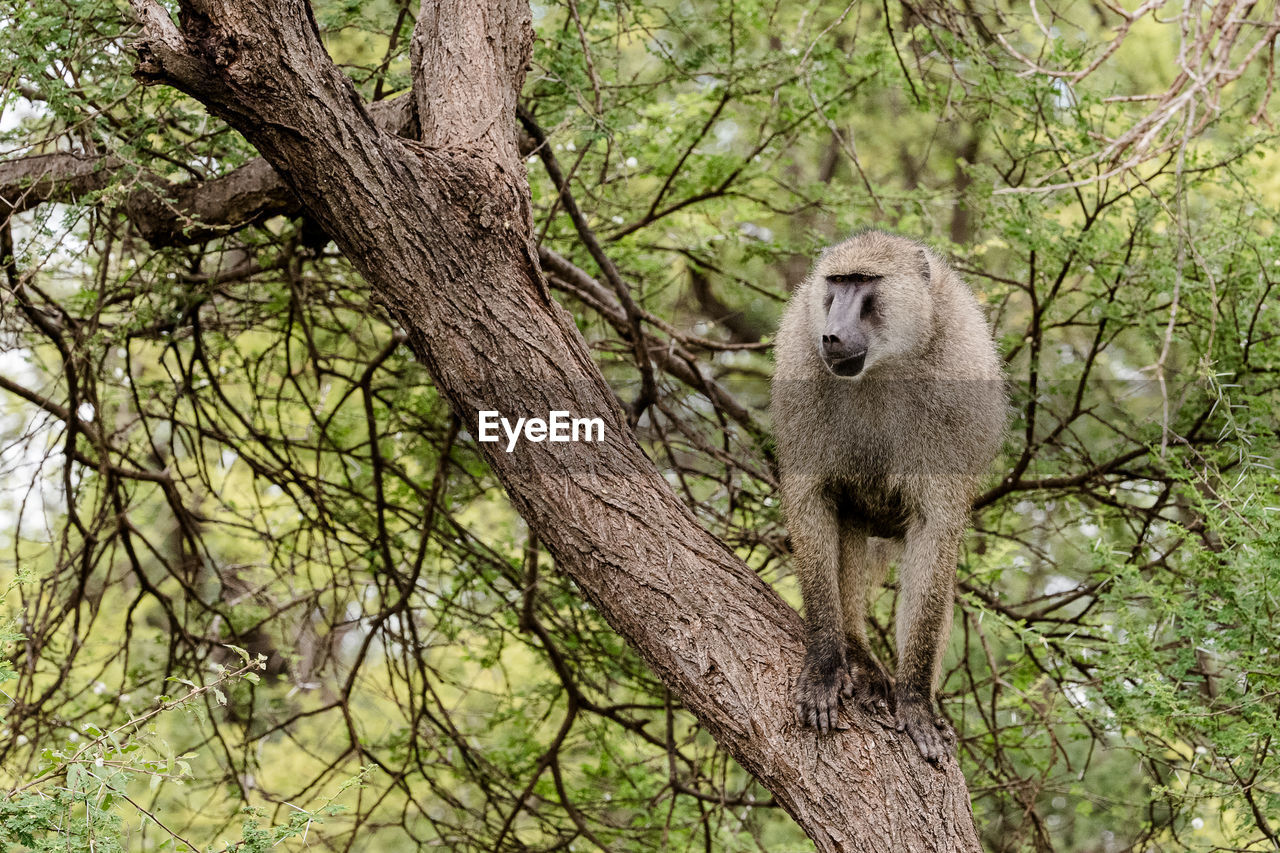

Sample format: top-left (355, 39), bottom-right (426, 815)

top-left (846, 656), bottom-right (893, 721)
top-left (796, 649), bottom-right (852, 734)
top-left (895, 693), bottom-right (953, 765)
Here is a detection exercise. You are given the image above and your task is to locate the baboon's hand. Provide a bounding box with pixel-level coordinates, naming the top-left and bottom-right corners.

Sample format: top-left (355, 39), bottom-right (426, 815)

top-left (846, 657), bottom-right (893, 721)
top-left (895, 694), bottom-right (952, 765)
top-left (796, 649), bottom-right (852, 734)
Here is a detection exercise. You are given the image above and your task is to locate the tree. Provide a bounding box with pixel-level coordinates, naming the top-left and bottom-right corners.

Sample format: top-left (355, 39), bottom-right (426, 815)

top-left (3, 0), bottom-right (1280, 850)
top-left (127, 0), bottom-right (981, 847)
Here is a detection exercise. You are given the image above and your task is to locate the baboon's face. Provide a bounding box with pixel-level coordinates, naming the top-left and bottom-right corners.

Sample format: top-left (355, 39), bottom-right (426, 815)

top-left (811, 235), bottom-right (934, 379)
top-left (819, 273), bottom-right (877, 377)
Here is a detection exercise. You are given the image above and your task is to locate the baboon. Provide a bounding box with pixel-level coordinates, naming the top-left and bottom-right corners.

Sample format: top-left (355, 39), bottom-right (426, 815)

top-left (771, 230), bottom-right (1006, 763)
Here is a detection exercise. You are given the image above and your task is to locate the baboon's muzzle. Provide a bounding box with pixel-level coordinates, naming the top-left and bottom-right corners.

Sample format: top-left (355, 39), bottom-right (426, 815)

top-left (823, 348), bottom-right (867, 377)
top-left (821, 285), bottom-right (871, 377)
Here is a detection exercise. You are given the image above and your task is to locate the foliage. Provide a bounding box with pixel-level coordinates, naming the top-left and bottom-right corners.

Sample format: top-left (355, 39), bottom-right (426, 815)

top-left (2, 0), bottom-right (1280, 850)
top-left (0, 622), bottom-right (362, 851)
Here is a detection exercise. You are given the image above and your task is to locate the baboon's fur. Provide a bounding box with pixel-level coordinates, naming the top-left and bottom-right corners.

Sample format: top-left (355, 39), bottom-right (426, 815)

top-left (771, 230), bottom-right (1006, 762)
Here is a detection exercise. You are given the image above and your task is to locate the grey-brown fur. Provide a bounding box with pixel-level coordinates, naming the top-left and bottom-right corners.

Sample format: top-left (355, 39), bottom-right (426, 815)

top-left (771, 230), bottom-right (1005, 763)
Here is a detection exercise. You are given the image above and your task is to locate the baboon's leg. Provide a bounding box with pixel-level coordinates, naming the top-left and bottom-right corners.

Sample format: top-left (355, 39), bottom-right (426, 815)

top-left (894, 515), bottom-right (961, 763)
top-left (786, 482), bottom-right (851, 734)
top-left (838, 529), bottom-right (893, 716)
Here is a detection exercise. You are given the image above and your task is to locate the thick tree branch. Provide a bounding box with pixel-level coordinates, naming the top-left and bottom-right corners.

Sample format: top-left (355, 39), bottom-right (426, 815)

top-left (0, 152), bottom-right (295, 245)
top-left (123, 0), bottom-right (982, 849)
top-left (411, 0), bottom-right (528, 162)
top-left (0, 153), bottom-right (125, 215)
top-left (0, 98), bottom-right (413, 246)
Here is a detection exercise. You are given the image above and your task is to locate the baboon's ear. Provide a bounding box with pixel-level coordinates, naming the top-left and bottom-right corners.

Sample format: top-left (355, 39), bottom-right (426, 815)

top-left (918, 248), bottom-right (932, 282)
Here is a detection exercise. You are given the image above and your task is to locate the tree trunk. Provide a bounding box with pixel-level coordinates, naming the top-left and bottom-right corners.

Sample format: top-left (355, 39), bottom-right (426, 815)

top-left (126, 0), bottom-right (983, 848)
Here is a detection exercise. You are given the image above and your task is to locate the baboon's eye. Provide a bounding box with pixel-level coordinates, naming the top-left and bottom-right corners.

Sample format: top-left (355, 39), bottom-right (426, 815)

top-left (826, 272), bottom-right (879, 284)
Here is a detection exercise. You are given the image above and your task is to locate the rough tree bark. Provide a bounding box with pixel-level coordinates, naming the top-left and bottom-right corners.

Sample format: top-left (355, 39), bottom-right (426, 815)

top-left (122, 0), bottom-right (983, 848)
